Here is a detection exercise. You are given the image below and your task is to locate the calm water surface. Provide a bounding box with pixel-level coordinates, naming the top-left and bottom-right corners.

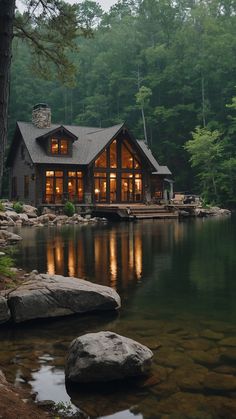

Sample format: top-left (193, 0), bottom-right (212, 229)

top-left (1, 217), bottom-right (236, 418)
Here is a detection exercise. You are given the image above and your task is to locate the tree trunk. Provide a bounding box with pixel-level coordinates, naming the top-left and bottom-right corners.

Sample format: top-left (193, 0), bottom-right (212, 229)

top-left (0, 0), bottom-right (15, 197)
top-left (141, 107), bottom-right (148, 145)
top-left (201, 72), bottom-right (206, 128)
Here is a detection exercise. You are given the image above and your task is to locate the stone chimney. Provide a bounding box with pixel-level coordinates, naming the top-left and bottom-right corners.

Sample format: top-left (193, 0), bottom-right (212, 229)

top-left (32, 103), bottom-right (51, 128)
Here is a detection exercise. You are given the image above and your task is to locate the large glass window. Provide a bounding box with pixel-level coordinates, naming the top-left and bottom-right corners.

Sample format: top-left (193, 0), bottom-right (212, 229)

top-left (134, 174), bottom-right (142, 202)
top-left (45, 171), bottom-right (63, 203)
top-left (94, 172), bottom-right (107, 202)
top-left (121, 140), bottom-right (141, 169)
top-left (93, 137), bottom-right (143, 203)
top-left (68, 171), bottom-right (83, 202)
top-left (122, 143), bottom-right (133, 169)
top-left (121, 173), bottom-right (133, 202)
top-left (110, 140), bottom-right (117, 168)
top-left (95, 149), bottom-right (107, 168)
top-left (51, 138), bottom-right (69, 155)
top-left (110, 173), bottom-right (116, 203)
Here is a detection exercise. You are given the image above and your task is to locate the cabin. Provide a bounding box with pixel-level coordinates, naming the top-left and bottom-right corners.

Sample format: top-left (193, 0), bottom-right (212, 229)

top-left (7, 104), bottom-right (172, 209)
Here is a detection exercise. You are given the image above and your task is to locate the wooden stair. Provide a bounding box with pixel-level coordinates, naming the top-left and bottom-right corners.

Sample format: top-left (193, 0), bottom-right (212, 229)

top-left (129, 205), bottom-right (178, 220)
top-left (94, 204), bottom-right (179, 220)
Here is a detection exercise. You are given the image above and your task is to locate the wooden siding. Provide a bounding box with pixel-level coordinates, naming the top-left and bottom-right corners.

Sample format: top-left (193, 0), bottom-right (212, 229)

top-left (10, 137), bottom-right (36, 204)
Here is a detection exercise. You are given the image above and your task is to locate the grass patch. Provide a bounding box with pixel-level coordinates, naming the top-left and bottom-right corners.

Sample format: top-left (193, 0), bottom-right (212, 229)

top-left (0, 256), bottom-right (14, 278)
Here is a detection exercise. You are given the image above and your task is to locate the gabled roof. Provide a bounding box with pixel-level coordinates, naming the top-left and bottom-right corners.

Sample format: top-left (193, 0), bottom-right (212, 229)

top-left (137, 140), bottom-right (172, 175)
top-left (8, 122), bottom-right (123, 166)
top-left (36, 125), bottom-right (78, 142)
top-left (7, 121), bottom-right (171, 176)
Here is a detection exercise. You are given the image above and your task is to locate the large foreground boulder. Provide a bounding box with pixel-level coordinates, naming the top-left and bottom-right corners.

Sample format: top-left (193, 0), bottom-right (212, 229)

top-left (65, 331), bottom-right (153, 383)
top-left (7, 274), bottom-right (121, 323)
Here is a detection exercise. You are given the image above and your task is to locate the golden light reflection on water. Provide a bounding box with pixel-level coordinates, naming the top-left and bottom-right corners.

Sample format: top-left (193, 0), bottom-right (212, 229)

top-left (109, 233), bottom-right (117, 287)
top-left (46, 225), bottom-right (145, 287)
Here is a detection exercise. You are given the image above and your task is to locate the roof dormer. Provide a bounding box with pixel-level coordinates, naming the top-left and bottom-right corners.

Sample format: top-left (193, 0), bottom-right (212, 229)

top-left (36, 125), bottom-right (78, 157)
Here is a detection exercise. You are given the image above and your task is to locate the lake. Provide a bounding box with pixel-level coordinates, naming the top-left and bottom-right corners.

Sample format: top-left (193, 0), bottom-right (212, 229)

top-left (1, 216), bottom-right (236, 418)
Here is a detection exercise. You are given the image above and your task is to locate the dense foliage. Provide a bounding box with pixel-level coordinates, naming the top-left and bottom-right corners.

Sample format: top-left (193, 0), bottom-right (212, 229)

top-left (64, 201), bottom-right (75, 217)
top-left (8, 0), bottom-right (236, 206)
top-left (13, 201), bottom-right (23, 213)
top-left (0, 255), bottom-right (14, 278)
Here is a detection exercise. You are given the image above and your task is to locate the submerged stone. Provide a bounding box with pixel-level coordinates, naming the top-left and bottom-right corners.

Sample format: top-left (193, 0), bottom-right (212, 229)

top-left (204, 372), bottom-right (236, 392)
top-left (200, 329), bottom-right (224, 341)
top-left (219, 337), bottom-right (236, 347)
top-left (65, 331), bottom-right (153, 383)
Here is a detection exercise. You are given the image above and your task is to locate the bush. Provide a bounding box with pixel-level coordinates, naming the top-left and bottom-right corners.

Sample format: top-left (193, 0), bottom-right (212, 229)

top-left (0, 256), bottom-right (14, 277)
top-left (0, 201), bottom-right (5, 212)
top-left (64, 201), bottom-right (75, 217)
top-left (13, 201), bottom-right (23, 213)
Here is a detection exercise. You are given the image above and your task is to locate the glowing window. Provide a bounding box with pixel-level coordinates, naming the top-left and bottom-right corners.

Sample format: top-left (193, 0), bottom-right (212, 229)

top-left (55, 171), bottom-right (63, 177)
top-left (51, 139), bottom-right (59, 154)
top-left (50, 138), bottom-right (69, 155)
top-left (68, 171), bottom-right (83, 202)
top-left (45, 170), bottom-right (64, 204)
top-left (110, 140), bottom-right (117, 168)
top-left (60, 139), bottom-right (68, 154)
top-left (46, 171), bottom-right (54, 177)
top-left (95, 149), bottom-right (107, 168)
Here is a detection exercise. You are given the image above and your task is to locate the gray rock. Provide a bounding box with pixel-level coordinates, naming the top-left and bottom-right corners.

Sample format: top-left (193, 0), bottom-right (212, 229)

top-left (7, 274), bottom-right (121, 323)
top-left (42, 207), bottom-right (55, 215)
top-left (5, 210), bottom-right (19, 221)
top-left (0, 212), bottom-right (8, 221)
top-left (54, 215), bottom-right (68, 224)
top-left (65, 331), bottom-right (153, 383)
top-left (37, 214), bottom-right (50, 224)
top-left (23, 204), bottom-right (37, 214)
top-left (0, 230), bottom-right (22, 242)
top-left (19, 213), bottom-right (29, 223)
top-left (6, 217), bottom-right (15, 226)
top-left (27, 211), bottom-right (38, 219)
top-left (0, 296), bottom-right (11, 324)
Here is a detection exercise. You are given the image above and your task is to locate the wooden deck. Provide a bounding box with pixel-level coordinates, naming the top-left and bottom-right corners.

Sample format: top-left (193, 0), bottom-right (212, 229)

top-left (93, 204), bottom-right (179, 220)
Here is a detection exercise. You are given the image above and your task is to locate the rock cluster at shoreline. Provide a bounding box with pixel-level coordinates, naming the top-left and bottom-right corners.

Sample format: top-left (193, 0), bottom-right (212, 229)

top-left (0, 201), bottom-right (107, 230)
top-left (194, 206), bottom-right (231, 217)
top-left (0, 272), bottom-right (121, 324)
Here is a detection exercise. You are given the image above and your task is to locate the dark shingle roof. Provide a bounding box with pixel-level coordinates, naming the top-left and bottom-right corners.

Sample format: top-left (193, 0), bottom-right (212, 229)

top-left (16, 122), bottom-right (124, 165)
top-left (9, 122), bottom-right (171, 175)
top-left (137, 140), bottom-right (171, 175)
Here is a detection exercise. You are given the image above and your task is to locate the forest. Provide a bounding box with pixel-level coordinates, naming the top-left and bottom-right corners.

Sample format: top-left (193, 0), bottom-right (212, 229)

top-left (7, 0), bottom-right (236, 206)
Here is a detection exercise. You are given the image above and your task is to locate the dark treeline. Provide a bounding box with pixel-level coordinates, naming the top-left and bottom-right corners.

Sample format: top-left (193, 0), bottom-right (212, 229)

top-left (8, 0), bottom-right (236, 205)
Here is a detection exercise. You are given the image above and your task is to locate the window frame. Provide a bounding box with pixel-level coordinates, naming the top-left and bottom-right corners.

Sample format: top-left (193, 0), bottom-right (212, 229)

top-left (50, 138), bottom-right (69, 155)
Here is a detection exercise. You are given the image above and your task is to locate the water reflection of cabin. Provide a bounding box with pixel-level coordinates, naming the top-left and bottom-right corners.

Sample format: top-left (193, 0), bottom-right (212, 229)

top-left (7, 104), bottom-right (172, 207)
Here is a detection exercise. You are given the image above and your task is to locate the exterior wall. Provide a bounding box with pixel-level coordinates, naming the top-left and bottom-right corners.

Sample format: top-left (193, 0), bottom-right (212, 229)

top-left (10, 138), bottom-right (36, 204)
top-left (150, 175), bottom-right (164, 201)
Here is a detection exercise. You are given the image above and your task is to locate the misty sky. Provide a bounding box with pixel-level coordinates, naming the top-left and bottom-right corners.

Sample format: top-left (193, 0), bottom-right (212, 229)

top-left (16, 0), bottom-right (117, 12)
